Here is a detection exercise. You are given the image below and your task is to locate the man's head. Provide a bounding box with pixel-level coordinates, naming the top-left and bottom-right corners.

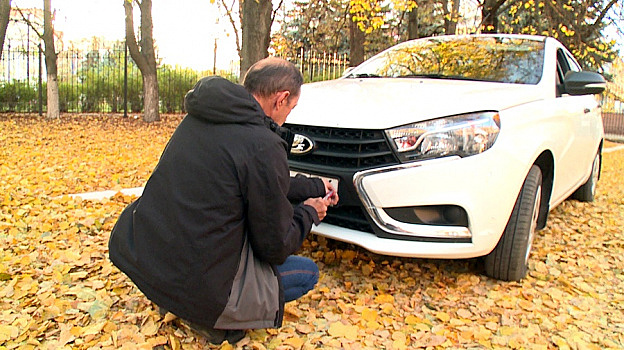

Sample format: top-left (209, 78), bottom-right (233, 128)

top-left (243, 57), bottom-right (303, 125)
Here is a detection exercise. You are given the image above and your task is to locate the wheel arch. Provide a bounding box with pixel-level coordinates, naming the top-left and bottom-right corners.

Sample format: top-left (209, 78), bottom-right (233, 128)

top-left (533, 151), bottom-right (554, 230)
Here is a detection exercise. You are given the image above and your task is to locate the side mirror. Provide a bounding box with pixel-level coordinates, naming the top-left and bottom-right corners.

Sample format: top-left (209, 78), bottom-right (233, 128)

top-left (563, 71), bottom-right (606, 95)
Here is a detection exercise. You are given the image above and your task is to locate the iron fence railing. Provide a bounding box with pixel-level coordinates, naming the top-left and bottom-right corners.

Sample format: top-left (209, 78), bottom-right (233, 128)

top-left (602, 112), bottom-right (624, 140)
top-left (0, 46), bottom-right (351, 115)
top-left (0, 47), bottom-right (211, 114)
top-left (278, 49), bottom-right (350, 83)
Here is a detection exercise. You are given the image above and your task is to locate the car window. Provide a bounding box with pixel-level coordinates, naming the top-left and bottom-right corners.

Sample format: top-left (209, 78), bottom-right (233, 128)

top-left (564, 52), bottom-right (581, 72)
top-left (556, 49), bottom-right (571, 97)
top-left (347, 36), bottom-right (545, 84)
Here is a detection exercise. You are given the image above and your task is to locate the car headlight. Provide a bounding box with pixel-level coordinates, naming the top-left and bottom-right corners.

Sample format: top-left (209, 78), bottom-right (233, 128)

top-left (385, 112), bottom-right (501, 162)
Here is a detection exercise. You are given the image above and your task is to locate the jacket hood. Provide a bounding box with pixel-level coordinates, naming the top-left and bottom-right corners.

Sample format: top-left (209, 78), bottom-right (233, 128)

top-left (184, 76), bottom-right (265, 124)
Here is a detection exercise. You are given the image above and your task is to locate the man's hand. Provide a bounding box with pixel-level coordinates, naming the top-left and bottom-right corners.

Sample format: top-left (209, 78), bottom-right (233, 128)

top-left (321, 178), bottom-right (340, 206)
top-left (303, 197), bottom-right (331, 221)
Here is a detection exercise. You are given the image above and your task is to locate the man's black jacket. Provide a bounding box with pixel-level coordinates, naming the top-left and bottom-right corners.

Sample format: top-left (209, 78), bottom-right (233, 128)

top-left (108, 76), bottom-right (324, 329)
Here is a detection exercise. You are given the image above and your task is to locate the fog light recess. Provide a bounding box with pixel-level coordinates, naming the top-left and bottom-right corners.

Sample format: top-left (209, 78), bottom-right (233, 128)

top-left (384, 205), bottom-right (469, 227)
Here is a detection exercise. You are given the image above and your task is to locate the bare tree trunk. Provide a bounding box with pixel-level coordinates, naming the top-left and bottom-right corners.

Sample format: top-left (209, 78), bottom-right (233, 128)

top-left (124, 0), bottom-right (160, 122)
top-left (240, 0), bottom-right (272, 79)
top-left (444, 0), bottom-right (461, 35)
top-left (43, 0), bottom-right (59, 119)
top-left (349, 18), bottom-right (364, 66)
top-left (407, 7), bottom-right (418, 40)
top-left (143, 72), bottom-right (158, 120)
top-left (481, 0), bottom-right (506, 33)
top-left (0, 0), bottom-right (10, 60)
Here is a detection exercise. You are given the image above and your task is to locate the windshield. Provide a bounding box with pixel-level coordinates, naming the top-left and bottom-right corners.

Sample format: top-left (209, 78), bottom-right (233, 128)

top-left (347, 36), bottom-right (545, 84)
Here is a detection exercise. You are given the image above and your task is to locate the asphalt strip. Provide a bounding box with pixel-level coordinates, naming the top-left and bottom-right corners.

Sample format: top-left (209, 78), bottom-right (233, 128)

top-left (65, 145), bottom-right (624, 201)
top-left (66, 187), bottom-right (144, 201)
top-left (604, 144), bottom-right (624, 153)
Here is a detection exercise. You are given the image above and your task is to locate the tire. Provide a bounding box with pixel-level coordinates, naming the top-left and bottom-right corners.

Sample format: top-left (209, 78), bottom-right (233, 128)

top-left (485, 165), bottom-right (542, 281)
top-left (571, 151), bottom-right (600, 202)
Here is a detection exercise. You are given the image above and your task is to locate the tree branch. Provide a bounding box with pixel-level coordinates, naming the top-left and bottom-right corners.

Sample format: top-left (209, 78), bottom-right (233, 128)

top-left (124, 0), bottom-right (148, 69)
top-left (218, 0), bottom-right (240, 55)
top-left (14, 6), bottom-right (43, 39)
top-left (591, 0), bottom-right (618, 29)
top-left (271, 0), bottom-right (285, 25)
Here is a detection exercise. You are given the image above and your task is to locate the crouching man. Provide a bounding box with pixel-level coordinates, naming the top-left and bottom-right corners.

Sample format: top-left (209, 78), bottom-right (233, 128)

top-left (108, 57), bottom-right (338, 344)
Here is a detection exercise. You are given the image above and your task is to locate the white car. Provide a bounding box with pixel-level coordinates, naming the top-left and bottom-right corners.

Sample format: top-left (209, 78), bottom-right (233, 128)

top-left (285, 34), bottom-right (605, 281)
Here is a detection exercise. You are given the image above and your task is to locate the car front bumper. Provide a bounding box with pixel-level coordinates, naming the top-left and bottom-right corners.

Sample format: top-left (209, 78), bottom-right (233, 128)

top-left (312, 149), bottom-right (528, 259)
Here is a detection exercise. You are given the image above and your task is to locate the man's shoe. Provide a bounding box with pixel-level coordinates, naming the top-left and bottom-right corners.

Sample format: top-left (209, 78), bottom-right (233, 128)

top-left (187, 322), bottom-right (245, 345)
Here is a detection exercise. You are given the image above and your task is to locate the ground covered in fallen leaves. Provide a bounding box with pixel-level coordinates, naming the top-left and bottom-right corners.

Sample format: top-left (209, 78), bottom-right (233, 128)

top-left (1, 114), bottom-right (623, 350)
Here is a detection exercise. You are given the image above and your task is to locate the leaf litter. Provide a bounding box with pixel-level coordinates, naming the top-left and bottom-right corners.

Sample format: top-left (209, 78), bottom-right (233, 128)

top-left (1, 114), bottom-right (623, 349)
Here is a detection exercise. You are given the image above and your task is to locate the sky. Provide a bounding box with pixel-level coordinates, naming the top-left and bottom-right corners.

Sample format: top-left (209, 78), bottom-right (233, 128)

top-left (12, 0), bottom-right (241, 71)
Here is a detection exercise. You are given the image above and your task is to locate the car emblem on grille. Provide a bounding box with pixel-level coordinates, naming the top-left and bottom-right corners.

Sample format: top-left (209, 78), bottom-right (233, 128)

top-left (291, 134), bottom-right (315, 155)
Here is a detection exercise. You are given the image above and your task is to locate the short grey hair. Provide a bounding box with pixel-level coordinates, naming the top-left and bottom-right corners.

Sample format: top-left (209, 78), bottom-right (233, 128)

top-left (242, 57), bottom-right (303, 99)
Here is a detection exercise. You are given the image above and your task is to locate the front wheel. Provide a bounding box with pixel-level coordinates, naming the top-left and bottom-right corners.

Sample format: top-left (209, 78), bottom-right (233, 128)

top-left (485, 165), bottom-right (542, 281)
top-left (571, 151), bottom-right (600, 202)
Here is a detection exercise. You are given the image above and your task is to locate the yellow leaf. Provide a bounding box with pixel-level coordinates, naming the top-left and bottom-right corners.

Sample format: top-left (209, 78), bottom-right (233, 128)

top-left (425, 335), bottom-right (447, 347)
top-left (0, 325), bottom-right (19, 342)
top-left (508, 336), bottom-right (525, 349)
top-left (169, 334), bottom-right (181, 350)
top-left (366, 320), bottom-right (382, 330)
top-left (70, 326), bottom-right (83, 337)
top-left (392, 339), bottom-right (407, 350)
top-left (361, 308), bottom-right (378, 322)
top-left (283, 336), bottom-right (305, 349)
top-left (163, 312), bottom-right (177, 323)
top-left (518, 299), bottom-right (534, 311)
top-left (392, 331), bottom-right (407, 341)
top-left (361, 264), bottom-right (373, 276)
top-left (456, 308), bottom-right (472, 319)
top-left (375, 294), bottom-right (394, 304)
top-left (328, 322), bottom-right (358, 340)
top-left (414, 323), bottom-right (430, 332)
top-left (82, 321), bottom-right (106, 336)
top-left (341, 250), bottom-right (357, 260)
top-left (295, 323), bottom-right (313, 334)
top-left (382, 303), bottom-right (395, 314)
top-left (499, 326), bottom-right (515, 336)
top-left (140, 319), bottom-right (160, 337)
top-left (148, 335), bottom-right (168, 346)
top-left (436, 312), bottom-right (450, 322)
top-left (405, 315), bottom-right (419, 325)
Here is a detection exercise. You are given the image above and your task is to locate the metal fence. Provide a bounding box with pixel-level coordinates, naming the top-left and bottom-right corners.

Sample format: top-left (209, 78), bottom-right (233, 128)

top-left (0, 46), bottom-right (349, 115)
top-left (283, 49), bottom-right (350, 82)
top-left (601, 84), bottom-right (624, 140)
top-left (0, 46), bottom-right (217, 114)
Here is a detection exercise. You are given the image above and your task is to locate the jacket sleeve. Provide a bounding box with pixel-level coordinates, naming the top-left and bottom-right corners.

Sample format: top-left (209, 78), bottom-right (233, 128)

top-left (287, 174), bottom-right (325, 203)
top-left (243, 140), bottom-right (319, 265)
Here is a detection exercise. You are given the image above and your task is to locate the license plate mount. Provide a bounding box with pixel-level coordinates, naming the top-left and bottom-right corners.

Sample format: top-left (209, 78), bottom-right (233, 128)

top-left (290, 171), bottom-right (339, 192)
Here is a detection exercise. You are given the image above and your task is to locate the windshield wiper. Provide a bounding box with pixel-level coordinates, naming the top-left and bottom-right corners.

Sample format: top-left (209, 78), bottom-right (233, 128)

top-left (347, 73), bottom-right (382, 78)
top-left (397, 74), bottom-right (490, 82)
top-left (397, 73), bottom-right (451, 79)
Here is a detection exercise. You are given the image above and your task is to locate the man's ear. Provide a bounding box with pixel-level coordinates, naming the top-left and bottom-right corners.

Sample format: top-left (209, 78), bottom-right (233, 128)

top-left (275, 91), bottom-right (291, 108)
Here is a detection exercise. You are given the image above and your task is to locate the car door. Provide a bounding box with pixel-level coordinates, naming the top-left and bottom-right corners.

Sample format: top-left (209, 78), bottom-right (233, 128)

top-left (551, 47), bottom-right (599, 200)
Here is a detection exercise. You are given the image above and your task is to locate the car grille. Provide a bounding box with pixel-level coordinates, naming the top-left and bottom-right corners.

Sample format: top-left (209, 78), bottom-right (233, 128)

top-left (285, 124), bottom-right (399, 171)
top-left (324, 205), bottom-right (374, 233)
top-left (285, 124), bottom-right (400, 234)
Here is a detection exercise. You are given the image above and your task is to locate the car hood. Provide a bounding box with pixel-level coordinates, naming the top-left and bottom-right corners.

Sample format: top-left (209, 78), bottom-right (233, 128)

top-left (286, 78), bottom-right (544, 129)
